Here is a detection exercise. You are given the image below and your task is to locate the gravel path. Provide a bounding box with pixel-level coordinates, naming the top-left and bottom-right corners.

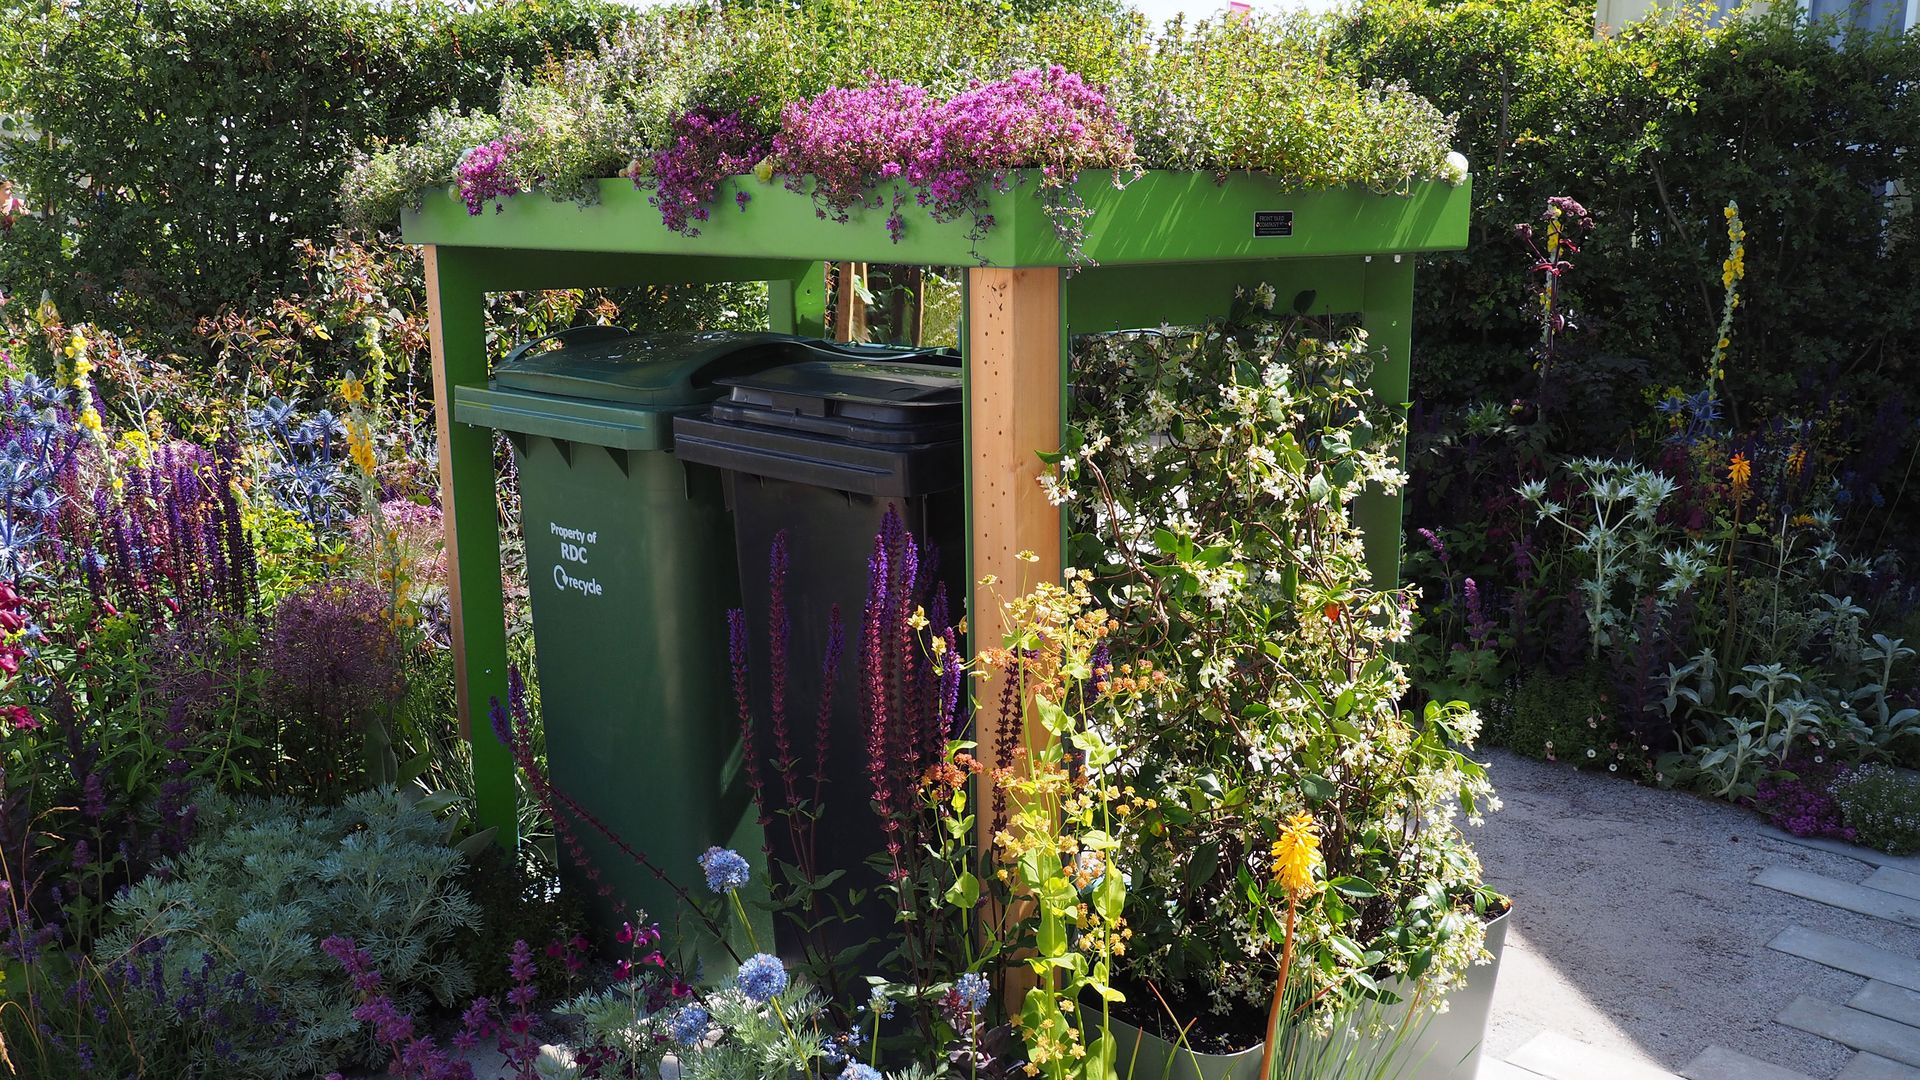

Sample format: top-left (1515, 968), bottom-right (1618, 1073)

top-left (1473, 748), bottom-right (1920, 1077)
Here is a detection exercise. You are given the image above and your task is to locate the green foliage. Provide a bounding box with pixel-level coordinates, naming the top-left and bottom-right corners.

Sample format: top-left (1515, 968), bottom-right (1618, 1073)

top-left (1505, 667), bottom-right (1639, 772)
top-left (1831, 764), bottom-right (1920, 855)
top-left (1058, 291), bottom-right (1498, 1023)
top-left (1337, 0), bottom-right (1920, 459)
top-left (339, 0), bottom-right (1462, 230)
top-left (0, 0), bottom-right (633, 332)
top-left (93, 788), bottom-right (481, 1078)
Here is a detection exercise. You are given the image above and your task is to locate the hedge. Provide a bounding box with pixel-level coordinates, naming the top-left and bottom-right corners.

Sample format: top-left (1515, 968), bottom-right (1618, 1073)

top-left (0, 0), bottom-right (632, 335)
top-left (1338, 0), bottom-right (1920, 457)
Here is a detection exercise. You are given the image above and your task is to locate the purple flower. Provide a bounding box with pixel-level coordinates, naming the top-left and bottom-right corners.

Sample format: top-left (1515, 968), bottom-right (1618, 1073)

top-left (457, 137), bottom-right (520, 215)
top-left (1464, 577), bottom-right (1494, 648)
top-left (644, 108), bottom-right (766, 236)
top-left (735, 953), bottom-right (787, 1003)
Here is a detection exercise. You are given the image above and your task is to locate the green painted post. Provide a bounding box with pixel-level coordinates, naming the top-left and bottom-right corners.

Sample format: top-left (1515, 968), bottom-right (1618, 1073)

top-left (425, 247), bottom-right (518, 845)
top-left (769, 262), bottom-right (827, 336)
top-left (1357, 254), bottom-right (1416, 589)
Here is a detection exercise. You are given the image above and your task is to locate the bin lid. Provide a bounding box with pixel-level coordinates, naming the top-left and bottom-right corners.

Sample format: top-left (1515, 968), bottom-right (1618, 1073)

top-left (711, 360), bottom-right (961, 442)
top-left (492, 328), bottom-right (796, 407)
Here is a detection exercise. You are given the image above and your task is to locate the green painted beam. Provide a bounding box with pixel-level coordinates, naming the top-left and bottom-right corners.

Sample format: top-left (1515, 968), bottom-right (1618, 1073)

top-left (1064, 257), bottom-right (1369, 334)
top-left (453, 250), bottom-right (815, 293)
top-left (403, 172), bottom-right (1471, 269)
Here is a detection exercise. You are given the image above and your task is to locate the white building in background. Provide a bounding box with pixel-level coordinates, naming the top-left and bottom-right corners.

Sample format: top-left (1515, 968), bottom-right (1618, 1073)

top-left (1596, 0), bottom-right (1917, 34)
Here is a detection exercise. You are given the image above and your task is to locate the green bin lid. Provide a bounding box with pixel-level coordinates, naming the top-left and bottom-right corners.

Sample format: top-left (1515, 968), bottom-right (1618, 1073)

top-left (492, 327), bottom-right (796, 407)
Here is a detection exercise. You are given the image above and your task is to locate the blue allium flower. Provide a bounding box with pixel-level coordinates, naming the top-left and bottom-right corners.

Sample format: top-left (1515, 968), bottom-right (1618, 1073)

top-left (667, 1004), bottom-right (710, 1047)
top-left (955, 972), bottom-right (991, 1014)
top-left (698, 846), bottom-right (752, 894)
top-left (842, 1066), bottom-right (881, 1080)
top-left (735, 953), bottom-right (788, 1003)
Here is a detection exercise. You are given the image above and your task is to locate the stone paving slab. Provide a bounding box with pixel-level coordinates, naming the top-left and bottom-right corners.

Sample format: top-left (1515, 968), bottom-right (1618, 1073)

top-left (1506, 1031), bottom-right (1682, 1080)
top-left (1839, 1053), bottom-right (1920, 1080)
top-left (1870, 868), bottom-right (1920, 902)
top-left (1778, 996), bottom-right (1920, 1068)
top-left (1679, 1044), bottom-right (1812, 1080)
top-left (1758, 867), bottom-right (1920, 928)
top-left (1477, 1059), bottom-right (1549, 1080)
top-left (1855, 982), bottom-right (1920, 1029)
top-left (1770, 926), bottom-right (1920, 991)
top-left (1764, 830), bottom-right (1920, 873)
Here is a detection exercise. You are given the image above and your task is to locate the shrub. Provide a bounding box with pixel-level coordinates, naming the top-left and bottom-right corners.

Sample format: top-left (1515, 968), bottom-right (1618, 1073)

top-left (1057, 289), bottom-right (1498, 1028)
top-left (93, 788), bottom-right (481, 1078)
top-left (0, 0), bottom-right (633, 330)
top-left (1832, 765), bottom-right (1920, 855)
top-left (1337, 0), bottom-right (1920, 544)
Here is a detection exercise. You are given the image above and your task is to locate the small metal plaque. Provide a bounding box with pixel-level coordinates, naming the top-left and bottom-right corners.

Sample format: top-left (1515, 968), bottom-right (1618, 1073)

top-left (1254, 210), bottom-right (1294, 238)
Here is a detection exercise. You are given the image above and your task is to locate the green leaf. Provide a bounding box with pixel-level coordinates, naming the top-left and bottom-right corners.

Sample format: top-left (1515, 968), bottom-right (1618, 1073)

top-left (1329, 876), bottom-right (1379, 897)
top-left (1093, 866), bottom-right (1126, 921)
top-left (945, 871), bottom-right (981, 910)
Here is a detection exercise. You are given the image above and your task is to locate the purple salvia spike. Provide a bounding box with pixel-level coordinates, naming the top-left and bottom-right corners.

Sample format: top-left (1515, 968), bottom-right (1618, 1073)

top-left (814, 603), bottom-right (843, 804)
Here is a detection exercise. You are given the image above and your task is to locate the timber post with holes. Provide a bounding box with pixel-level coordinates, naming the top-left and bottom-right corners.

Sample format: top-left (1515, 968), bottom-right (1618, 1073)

top-left (408, 171), bottom-right (1469, 857)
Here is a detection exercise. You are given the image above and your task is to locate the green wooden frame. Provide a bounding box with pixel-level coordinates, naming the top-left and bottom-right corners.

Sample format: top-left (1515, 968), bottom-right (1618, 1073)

top-left (407, 170), bottom-right (1469, 844)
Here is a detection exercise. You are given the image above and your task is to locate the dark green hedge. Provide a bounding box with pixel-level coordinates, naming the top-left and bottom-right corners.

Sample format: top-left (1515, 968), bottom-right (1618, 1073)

top-left (0, 0), bottom-right (631, 334)
top-left (1339, 0), bottom-right (1920, 441)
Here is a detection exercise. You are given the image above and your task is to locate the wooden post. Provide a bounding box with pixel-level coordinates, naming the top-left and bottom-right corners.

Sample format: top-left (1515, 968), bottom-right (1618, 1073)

top-left (831, 261), bottom-right (868, 342)
top-left (964, 266), bottom-right (1065, 853)
top-left (424, 246), bottom-right (518, 844)
top-left (1357, 253), bottom-right (1415, 590)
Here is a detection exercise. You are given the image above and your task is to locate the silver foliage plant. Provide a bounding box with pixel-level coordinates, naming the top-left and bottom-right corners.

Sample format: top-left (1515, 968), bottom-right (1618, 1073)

top-left (94, 788), bottom-right (481, 1079)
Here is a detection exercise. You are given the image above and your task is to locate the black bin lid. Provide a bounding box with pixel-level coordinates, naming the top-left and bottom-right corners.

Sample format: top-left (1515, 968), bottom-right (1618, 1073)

top-left (710, 360), bottom-right (962, 445)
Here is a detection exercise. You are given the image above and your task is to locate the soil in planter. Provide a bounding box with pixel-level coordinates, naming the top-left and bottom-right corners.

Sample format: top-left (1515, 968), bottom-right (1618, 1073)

top-left (1102, 974), bottom-right (1268, 1056)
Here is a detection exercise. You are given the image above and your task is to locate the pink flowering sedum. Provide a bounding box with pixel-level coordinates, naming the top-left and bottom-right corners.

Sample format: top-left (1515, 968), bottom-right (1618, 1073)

top-left (909, 66), bottom-right (1134, 224)
top-left (455, 137), bottom-right (520, 216)
top-left (772, 77), bottom-right (933, 229)
top-left (644, 107), bottom-right (767, 236)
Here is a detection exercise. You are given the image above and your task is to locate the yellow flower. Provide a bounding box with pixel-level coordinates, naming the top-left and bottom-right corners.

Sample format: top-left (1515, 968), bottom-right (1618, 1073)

top-left (1268, 812), bottom-right (1323, 897)
top-left (346, 421), bottom-right (377, 477)
top-left (1728, 452), bottom-right (1752, 493)
top-left (64, 332), bottom-right (85, 358)
top-left (79, 409), bottom-right (102, 434)
top-left (907, 605), bottom-right (930, 630)
top-left (338, 376), bottom-right (367, 406)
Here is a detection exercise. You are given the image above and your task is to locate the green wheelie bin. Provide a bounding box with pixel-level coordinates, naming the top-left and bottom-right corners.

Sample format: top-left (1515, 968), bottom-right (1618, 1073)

top-left (452, 326), bottom-right (790, 973)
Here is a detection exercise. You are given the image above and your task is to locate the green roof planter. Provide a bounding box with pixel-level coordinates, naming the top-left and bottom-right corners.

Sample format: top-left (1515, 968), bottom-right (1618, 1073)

top-left (402, 171), bottom-right (1470, 267)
